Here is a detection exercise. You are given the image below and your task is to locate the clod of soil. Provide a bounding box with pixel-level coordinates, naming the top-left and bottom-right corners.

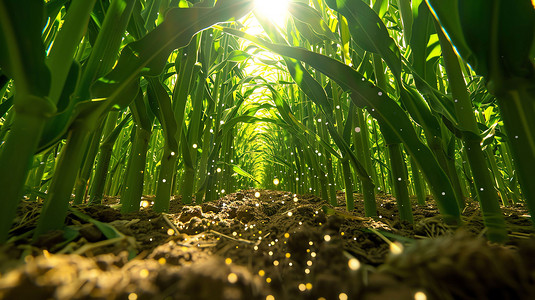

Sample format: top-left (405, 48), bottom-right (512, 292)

top-left (1, 190), bottom-right (534, 300)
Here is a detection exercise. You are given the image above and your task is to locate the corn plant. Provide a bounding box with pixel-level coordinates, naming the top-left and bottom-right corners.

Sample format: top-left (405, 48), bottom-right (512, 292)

top-left (0, 0), bottom-right (533, 244)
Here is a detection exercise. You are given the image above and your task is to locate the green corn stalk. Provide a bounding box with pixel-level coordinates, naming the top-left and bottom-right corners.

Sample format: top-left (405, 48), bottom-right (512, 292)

top-left (72, 123), bottom-right (105, 205)
top-left (148, 74), bottom-right (179, 212)
top-left (120, 92), bottom-right (153, 213)
top-left (221, 27), bottom-right (462, 225)
top-left (427, 0), bottom-right (535, 229)
top-left (434, 14), bottom-right (508, 241)
top-left (410, 155), bottom-right (427, 205)
top-left (372, 53), bottom-right (412, 222)
top-left (256, 12), bottom-right (378, 214)
top-left (0, 0), bottom-right (56, 242)
top-left (33, 0), bottom-right (255, 237)
top-left (89, 112), bottom-right (131, 205)
top-left (33, 0), bottom-right (136, 238)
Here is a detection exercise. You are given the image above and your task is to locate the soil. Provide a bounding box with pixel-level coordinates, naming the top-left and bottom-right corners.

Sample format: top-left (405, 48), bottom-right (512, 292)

top-left (1, 190), bottom-right (535, 300)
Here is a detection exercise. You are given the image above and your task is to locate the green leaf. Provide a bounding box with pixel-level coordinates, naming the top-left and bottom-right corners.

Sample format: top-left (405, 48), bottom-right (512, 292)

top-left (46, 0), bottom-right (255, 141)
top-left (230, 163), bottom-right (260, 183)
top-left (101, 113), bottom-right (132, 147)
top-left (0, 96), bottom-right (13, 118)
top-left (227, 50), bottom-right (251, 62)
top-left (147, 78), bottom-right (179, 152)
top-left (0, 0), bottom-right (50, 98)
top-left (400, 85), bottom-right (441, 139)
top-left (220, 27), bottom-right (460, 224)
top-left (92, 0), bottom-right (255, 100)
top-left (456, 0), bottom-right (493, 78)
top-left (325, 0), bottom-right (402, 79)
top-left (467, 0), bottom-right (534, 79)
top-left (130, 89), bottom-right (154, 131)
top-left (69, 207), bottom-right (122, 239)
top-left (37, 61), bottom-right (81, 151)
top-left (425, 0), bottom-right (472, 70)
top-left (287, 2), bottom-right (338, 42)
top-left (410, 0), bottom-right (438, 86)
top-left (254, 13), bottom-right (333, 114)
top-left (372, 0), bottom-right (389, 19)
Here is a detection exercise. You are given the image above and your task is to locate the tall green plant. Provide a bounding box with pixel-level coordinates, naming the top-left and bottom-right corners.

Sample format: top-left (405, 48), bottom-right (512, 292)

top-left (427, 0), bottom-right (535, 228)
top-left (32, 0), bottom-right (255, 238)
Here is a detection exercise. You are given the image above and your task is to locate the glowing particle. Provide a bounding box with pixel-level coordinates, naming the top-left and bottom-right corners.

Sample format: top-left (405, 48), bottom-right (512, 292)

top-left (221, 189), bottom-right (225, 194)
top-left (258, 270), bottom-right (265, 276)
top-left (306, 283), bottom-right (312, 290)
top-left (414, 291), bottom-right (427, 300)
top-left (390, 242), bottom-right (403, 255)
top-left (192, 144), bottom-right (198, 149)
top-left (285, 253), bottom-right (291, 258)
top-left (255, 192), bottom-right (261, 198)
top-left (293, 197), bottom-right (298, 202)
top-left (324, 235), bottom-right (331, 242)
top-left (273, 178), bottom-right (280, 185)
top-left (348, 258), bottom-right (361, 270)
top-left (339, 293), bottom-right (348, 300)
top-left (140, 200), bottom-right (150, 208)
top-left (139, 269), bottom-right (149, 278)
top-left (225, 258), bottom-right (232, 265)
top-left (217, 167), bottom-right (222, 173)
top-left (227, 273), bottom-right (238, 284)
top-left (167, 228), bottom-right (175, 235)
top-left (128, 293), bottom-right (138, 300)
top-left (266, 295), bottom-right (275, 300)
top-left (273, 260), bottom-right (279, 266)
top-left (266, 277), bottom-right (272, 283)
top-left (158, 257), bottom-right (166, 265)
top-left (306, 260), bottom-right (312, 266)
top-left (298, 283), bottom-right (306, 291)
top-left (287, 211), bottom-right (293, 217)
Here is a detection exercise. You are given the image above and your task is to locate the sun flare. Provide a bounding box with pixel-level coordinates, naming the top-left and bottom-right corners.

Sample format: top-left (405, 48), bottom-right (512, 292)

top-left (254, 0), bottom-right (289, 26)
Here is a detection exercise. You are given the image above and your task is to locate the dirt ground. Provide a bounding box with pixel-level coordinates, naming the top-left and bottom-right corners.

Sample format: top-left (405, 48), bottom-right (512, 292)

top-left (1, 190), bottom-right (535, 300)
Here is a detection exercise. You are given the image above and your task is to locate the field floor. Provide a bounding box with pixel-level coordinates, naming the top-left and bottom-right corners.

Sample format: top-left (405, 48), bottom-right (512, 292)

top-left (1, 190), bottom-right (535, 299)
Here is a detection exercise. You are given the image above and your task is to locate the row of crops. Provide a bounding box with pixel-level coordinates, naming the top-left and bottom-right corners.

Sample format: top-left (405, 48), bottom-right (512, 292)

top-left (0, 0), bottom-right (534, 244)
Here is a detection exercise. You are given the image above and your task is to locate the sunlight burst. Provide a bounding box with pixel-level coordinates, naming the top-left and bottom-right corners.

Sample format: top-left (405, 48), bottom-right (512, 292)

top-left (254, 0), bottom-right (289, 26)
